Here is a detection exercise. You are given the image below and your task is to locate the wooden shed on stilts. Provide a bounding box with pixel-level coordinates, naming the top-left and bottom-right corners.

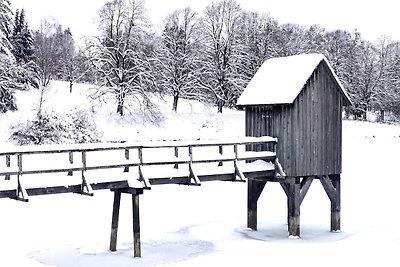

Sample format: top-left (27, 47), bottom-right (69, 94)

top-left (237, 53), bottom-right (352, 237)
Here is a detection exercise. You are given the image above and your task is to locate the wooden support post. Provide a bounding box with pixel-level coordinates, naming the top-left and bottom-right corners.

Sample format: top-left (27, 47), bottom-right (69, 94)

top-left (320, 175), bottom-right (341, 232)
top-left (124, 148), bottom-right (129, 172)
top-left (5, 155), bottom-right (10, 180)
top-left (109, 190), bottom-right (122, 252)
top-left (174, 147), bottom-right (179, 169)
top-left (218, 145), bottom-right (223, 166)
top-left (132, 194), bottom-right (141, 257)
top-left (247, 179), bottom-right (266, 230)
top-left (330, 174), bottom-right (341, 232)
top-left (68, 152), bottom-right (73, 176)
top-left (287, 177), bottom-right (300, 237)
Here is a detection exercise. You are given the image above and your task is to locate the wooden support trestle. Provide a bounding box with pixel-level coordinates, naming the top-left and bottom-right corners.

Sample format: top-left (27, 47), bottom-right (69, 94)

top-left (248, 174), bottom-right (339, 238)
top-left (287, 178), bottom-right (300, 237)
top-left (247, 179), bottom-right (266, 230)
top-left (320, 174), bottom-right (341, 232)
top-left (109, 187), bottom-right (143, 257)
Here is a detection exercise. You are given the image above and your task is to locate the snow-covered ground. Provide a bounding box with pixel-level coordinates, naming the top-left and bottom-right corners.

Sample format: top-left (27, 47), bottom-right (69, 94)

top-left (0, 81), bottom-right (400, 266)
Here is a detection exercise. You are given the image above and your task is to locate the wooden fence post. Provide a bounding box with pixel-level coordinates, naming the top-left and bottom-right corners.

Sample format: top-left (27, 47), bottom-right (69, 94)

top-left (124, 148), bottom-right (130, 172)
top-left (174, 147), bottom-right (179, 169)
top-left (218, 145), bottom-right (223, 166)
top-left (5, 155), bottom-right (10, 180)
top-left (68, 152), bottom-right (73, 176)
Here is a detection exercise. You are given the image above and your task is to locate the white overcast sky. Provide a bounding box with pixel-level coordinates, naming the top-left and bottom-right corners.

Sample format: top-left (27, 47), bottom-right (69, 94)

top-left (10, 0), bottom-right (400, 42)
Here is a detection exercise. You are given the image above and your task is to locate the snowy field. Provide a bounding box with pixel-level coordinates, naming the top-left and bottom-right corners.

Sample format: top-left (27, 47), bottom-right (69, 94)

top-left (0, 81), bottom-right (400, 266)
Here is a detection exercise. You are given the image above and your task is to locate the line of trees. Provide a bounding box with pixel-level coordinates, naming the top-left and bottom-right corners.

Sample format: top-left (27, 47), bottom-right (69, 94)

top-left (1, 0), bottom-right (400, 121)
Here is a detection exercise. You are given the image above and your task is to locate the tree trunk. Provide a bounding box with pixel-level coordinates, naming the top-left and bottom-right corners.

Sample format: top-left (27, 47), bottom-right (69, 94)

top-left (69, 80), bottom-right (73, 93)
top-left (362, 111), bottom-right (367, 121)
top-left (217, 100), bottom-right (223, 113)
top-left (172, 92), bottom-right (179, 112)
top-left (379, 110), bottom-right (385, 122)
top-left (117, 92), bottom-right (125, 116)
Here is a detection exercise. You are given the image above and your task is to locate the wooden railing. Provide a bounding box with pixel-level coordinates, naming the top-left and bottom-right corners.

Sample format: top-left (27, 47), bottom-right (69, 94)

top-left (0, 136), bottom-right (277, 201)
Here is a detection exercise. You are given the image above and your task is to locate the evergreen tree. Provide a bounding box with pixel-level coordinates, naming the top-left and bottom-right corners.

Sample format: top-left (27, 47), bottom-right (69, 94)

top-left (11, 9), bottom-right (35, 64)
top-left (0, 0), bottom-right (13, 57)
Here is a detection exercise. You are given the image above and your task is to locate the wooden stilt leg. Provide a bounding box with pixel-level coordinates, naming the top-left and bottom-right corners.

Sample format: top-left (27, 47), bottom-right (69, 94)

top-left (287, 177), bottom-right (300, 237)
top-left (110, 190), bottom-right (122, 252)
top-left (330, 174), bottom-right (341, 232)
top-left (247, 179), bottom-right (266, 230)
top-left (132, 194), bottom-right (141, 258)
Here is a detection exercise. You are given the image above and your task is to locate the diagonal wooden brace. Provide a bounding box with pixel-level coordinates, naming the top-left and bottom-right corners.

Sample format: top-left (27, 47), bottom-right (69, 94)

top-left (15, 175), bottom-right (29, 202)
top-left (234, 160), bottom-right (246, 182)
top-left (138, 165), bottom-right (151, 189)
top-left (189, 163), bottom-right (201, 186)
top-left (81, 171), bottom-right (94, 196)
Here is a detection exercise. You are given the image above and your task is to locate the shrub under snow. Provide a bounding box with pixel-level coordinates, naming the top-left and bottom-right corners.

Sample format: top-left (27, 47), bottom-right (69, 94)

top-left (10, 110), bottom-right (101, 145)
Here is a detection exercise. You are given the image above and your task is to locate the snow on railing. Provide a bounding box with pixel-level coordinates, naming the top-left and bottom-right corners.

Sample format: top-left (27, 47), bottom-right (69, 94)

top-left (0, 136), bottom-right (278, 201)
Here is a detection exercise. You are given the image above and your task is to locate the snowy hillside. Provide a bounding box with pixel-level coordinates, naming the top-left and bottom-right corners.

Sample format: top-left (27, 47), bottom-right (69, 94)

top-left (0, 81), bottom-right (400, 267)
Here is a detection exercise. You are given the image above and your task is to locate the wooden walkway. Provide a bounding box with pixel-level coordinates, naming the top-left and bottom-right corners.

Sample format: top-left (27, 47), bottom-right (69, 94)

top-left (0, 136), bottom-right (278, 257)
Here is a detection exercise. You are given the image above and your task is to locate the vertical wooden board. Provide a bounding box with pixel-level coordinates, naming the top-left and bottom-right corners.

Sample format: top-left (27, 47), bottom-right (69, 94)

top-left (318, 67), bottom-right (325, 175)
top-left (333, 79), bottom-right (340, 173)
top-left (292, 100), bottom-right (299, 176)
top-left (289, 104), bottom-right (295, 176)
top-left (332, 87), bottom-right (338, 173)
top-left (314, 69), bottom-right (321, 175)
top-left (338, 96), bottom-right (343, 173)
top-left (276, 107), bottom-right (284, 171)
top-left (283, 105), bottom-right (290, 175)
top-left (286, 105), bottom-right (293, 176)
top-left (306, 79), bottom-right (312, 176)
top-left (298, 94), bottom-right (305, 176)
top-left (321, 66), bottom-right (329, 175)
top-left (327, 71), bottom-right (334, 174)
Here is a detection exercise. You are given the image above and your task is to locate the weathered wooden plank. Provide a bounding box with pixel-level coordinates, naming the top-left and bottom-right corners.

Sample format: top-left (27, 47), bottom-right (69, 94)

top-left (109, 190), bottom-right (122, 252)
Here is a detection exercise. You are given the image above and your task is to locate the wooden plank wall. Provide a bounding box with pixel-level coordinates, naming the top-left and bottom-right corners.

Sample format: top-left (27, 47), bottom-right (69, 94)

top-left (245, 61), bottom-right (343, 177)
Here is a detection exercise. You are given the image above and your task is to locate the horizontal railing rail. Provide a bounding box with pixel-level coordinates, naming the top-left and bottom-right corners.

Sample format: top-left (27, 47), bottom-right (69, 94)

top-left (0, 136), bottom-right (278, 201)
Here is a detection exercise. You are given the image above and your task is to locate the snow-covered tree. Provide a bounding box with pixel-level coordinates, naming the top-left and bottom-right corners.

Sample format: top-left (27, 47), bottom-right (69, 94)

top-left (55, 27), bottom-right (79, 92)
top-left (89, 0), bottom-right (160, 119)
top-left (385, 42), bottom-right (400, 118)
top-left (199, 0), bottom-right (246, 113)
top-left (237, 12), bottom-right (279, 85)
top-left (34, 19), bottom-right (62, 87)
top-left (0, 0), bottom-right (13, 57)
top-left (158, 7), bottom-right (201, 112)
top-left (11, 9), bottom-right (35, 64)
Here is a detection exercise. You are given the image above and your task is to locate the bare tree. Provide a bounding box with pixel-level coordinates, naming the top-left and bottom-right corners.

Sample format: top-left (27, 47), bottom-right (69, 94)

top-left (199, 0), bottom-right (245, 113)
top-left (33, 19), bottom-right (62, 87)
top-left (158, 7), bottom-right (201, 112)
top-left (88, 0), bottom-right (159, 119)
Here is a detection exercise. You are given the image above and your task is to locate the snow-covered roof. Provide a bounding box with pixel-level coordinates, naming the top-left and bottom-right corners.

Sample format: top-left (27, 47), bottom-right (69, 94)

top-left (237, 53), bottom-right (352, 106)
